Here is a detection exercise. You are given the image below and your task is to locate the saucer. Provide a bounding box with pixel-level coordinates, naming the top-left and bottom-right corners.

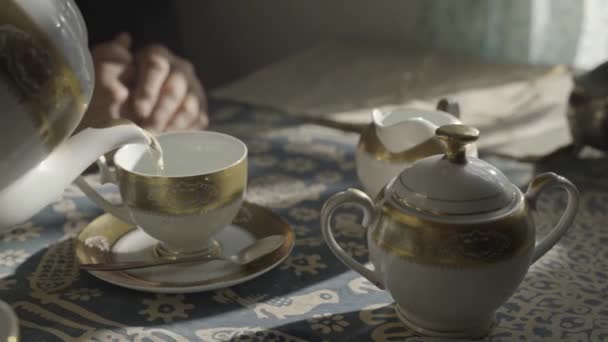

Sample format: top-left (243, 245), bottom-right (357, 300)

top-left (0, 299), bottom-right (19, 341)
top-left (76, 202), bottom-right (294, 293)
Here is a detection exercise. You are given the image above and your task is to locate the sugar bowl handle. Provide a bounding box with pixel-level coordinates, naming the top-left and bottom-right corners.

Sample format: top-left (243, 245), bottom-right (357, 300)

top-left (525, 172), bottom-right (579, 264)
top-left (320, 188), bottom-right (384, 289)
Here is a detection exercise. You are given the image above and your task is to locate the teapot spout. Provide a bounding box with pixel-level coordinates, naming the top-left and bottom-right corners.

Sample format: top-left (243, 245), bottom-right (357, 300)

top-left (0, 119), bottom-right (152, 231)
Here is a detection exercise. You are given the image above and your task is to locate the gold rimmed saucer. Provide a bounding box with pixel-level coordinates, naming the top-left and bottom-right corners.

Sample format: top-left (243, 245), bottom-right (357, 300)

top-left (76, 202), bottom-right (294, 293)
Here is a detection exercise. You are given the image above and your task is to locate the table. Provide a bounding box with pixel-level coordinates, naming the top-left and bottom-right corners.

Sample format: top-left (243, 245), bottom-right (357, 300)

top-left (1, 100), bottom-right (607, 341)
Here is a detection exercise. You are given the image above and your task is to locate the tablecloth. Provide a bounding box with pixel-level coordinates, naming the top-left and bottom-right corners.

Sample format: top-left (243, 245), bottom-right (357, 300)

top-left (0, 100), bottom-right (606, 341)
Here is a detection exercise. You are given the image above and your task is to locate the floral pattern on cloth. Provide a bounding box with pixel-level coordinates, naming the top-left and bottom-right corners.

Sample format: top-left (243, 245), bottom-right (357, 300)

top-left (0, 100), bottom-right (606, 341)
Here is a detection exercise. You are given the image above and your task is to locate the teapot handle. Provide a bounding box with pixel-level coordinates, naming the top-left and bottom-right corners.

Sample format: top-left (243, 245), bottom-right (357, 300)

top-left (74, 156), bottom-right (134, 224)
top-left (320, 188), bottom-right (384, 289)
top-left (525, 172), bottom-right (579, 264)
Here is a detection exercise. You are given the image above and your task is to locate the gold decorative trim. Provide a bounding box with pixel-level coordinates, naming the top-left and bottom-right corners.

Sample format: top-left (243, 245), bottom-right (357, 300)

top-left (372, 201), bottom-right (535, 267)
top-left (116, 159), bottom-right (247, 215)
top-left (389, 185), bottom-right (517, 218)
top-left (435, 124), bottom-right (479, 164)
top-left (357, 124), bottom-right (445, 163)
top-left (75, 202), bottom-right (295, 289)
top-left (0, 0), bottom-right (86, 150)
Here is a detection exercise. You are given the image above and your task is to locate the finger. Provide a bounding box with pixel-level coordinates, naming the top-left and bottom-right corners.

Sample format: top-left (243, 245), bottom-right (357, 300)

top-left (95, 61), bottom-right (130, 101)
top-left (95, 64), bottom-right (130, 105)
top-left (185, 111), bottom-right (209, 131)
top-left (85, 78), bottom-right (129, 126)
top-left (180, 94), bottom-right (209, 130)
top-left (133, 45), bottom-right (171, 119)
top-left (198, 110), bottom-right (209, 129)
top-left (91, 33), bottom-right (133, 65)
top-left (91, 36), bottom-right (133, 94)
top-left (91, 42), bottom-right (132, 65)
top-left (150, 70), bottom-right (188, 131)
top-left (120, 63), bottom-right (136, 87)
top-left (114, 32), bottom-right (132, 49)
top-left (166, 111), bottom-right (197, 131)
top-left (173, 57), bottom-right (207, 111)
top-left (165, 93), bottom-right (199, 131)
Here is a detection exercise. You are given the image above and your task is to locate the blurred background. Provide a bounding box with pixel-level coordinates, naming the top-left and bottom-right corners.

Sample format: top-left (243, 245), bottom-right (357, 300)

top-left (175, 0), bottom-right (607, 89)
top-left (78, 0), bottom-right (608, 159)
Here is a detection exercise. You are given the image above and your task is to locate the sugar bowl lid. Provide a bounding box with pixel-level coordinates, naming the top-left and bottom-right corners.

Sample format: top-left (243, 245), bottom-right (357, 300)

top-left (390, 125), bottom-right (518, 216)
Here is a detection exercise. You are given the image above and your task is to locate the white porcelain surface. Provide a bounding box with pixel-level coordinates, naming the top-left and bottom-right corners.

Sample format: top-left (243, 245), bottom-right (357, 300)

top-left (355, 150), bottom-right (409, 198)
top-left (115, 131), bottom-right (247, 177)
top-left (89, 223), bottom-right (291, 293)
top-left (0, 0), bottom-right (93, 191)
top-left (356, 147), bottom-right (478, 200)
top-left (0, 123), bottom-right (151, 232)
top-left (393, 154), bottom-right (516, 215)
top-left (356, 106), bottom-right (478, 198)
top-left (372, 108), bottom-right (458, 153)
top-left (321, 169), bottom-right (579, 337)
top-left (129, 200), bottom-right (243, 253)
top-left (0, 1), bottom-right (147, 232)
top-left (0, 299), bottom-right (19, 341)
top-left (368, 236), bottom-right (534, 335)
top-left (77, 131), bottom-right (248, 254)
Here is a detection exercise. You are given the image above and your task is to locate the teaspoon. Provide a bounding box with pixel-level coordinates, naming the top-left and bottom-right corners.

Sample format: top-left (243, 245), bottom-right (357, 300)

top-left (79, 235), bottom-right (285, 271)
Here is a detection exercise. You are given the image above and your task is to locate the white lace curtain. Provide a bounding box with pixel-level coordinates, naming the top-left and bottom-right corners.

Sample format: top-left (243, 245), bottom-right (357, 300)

top-left (405, 0), bottom-right (608, 70)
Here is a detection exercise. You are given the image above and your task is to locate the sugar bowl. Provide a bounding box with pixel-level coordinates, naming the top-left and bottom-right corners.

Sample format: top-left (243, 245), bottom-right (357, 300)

top-left (321, 124), bottom-right (579, 338)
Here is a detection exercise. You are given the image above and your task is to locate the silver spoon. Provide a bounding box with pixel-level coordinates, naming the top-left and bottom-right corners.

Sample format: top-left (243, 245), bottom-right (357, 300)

top-left (79, 235), bottom-right (285, 271)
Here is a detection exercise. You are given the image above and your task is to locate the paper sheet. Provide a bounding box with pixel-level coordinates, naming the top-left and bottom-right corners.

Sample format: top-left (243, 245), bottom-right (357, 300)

top-left (213, 42), bottom-right (574, 159)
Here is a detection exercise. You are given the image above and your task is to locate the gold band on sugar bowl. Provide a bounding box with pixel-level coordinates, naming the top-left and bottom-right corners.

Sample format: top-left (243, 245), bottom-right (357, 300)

top-left (357, 124), bottom-right (445, 163)
top-left (372, 201), bottom-right (535, 267)
top-left (116, 159), bottom-right (247, 215)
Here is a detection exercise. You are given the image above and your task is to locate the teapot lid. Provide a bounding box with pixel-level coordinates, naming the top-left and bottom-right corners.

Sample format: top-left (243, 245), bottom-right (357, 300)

top-left (390, 125), bottom-right (517, 216)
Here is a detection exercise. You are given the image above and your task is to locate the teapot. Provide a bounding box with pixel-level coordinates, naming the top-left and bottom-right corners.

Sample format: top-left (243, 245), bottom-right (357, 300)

top-left (355, 99), bottom-right (478, 198)
top-left (0, 0), bottom-right (153, 231)
top-left (322, 125), bottom-right (579, 338)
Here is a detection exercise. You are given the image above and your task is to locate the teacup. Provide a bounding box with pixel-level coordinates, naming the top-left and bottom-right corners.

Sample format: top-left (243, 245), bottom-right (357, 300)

top-left (76, 131), bottom-right (248, 257)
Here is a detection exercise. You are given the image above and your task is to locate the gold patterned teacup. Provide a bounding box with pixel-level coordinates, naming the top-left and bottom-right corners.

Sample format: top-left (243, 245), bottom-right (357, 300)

top-left (76, 131), bottom-right (248, 256)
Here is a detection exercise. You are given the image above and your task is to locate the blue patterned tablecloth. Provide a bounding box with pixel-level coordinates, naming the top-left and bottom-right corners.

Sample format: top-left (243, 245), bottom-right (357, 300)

top-left (1, 100), bottom-right (607, 341)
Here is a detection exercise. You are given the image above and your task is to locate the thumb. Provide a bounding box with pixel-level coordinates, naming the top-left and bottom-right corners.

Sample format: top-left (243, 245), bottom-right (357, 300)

top-left (114, 32), bottom-right (132, 49)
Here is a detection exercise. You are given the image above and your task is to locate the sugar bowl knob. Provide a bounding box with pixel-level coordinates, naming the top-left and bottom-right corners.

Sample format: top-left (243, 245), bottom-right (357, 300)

top-left (436, 124), bottom-right (479, 163)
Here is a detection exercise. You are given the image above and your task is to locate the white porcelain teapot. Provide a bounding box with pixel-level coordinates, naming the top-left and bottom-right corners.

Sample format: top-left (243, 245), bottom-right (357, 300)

top-left (322, 124), bottom-right (579, 339)
top-left (355, 100), bottom-right (478, 198)
top-left (0, 0), bottom-right (153, 231)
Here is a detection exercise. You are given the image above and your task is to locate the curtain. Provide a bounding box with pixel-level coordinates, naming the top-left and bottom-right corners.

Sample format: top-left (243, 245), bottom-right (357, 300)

top-left (404, 0), bottom-right (605, 70)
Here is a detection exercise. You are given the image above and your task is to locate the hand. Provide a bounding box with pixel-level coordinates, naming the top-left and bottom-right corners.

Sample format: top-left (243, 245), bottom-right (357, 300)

top-left (131, 44), bottom-right (208, 132)
top-left (80, 32), bottom-right (134, 129)
top-left (81, 33), bottom-right (208, 133)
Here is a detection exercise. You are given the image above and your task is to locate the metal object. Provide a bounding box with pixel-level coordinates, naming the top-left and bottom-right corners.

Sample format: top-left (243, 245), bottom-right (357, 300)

top-left (79, 235), bottom-right (285, 271)
top-left (567, 61), bottom-right (608, 151)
